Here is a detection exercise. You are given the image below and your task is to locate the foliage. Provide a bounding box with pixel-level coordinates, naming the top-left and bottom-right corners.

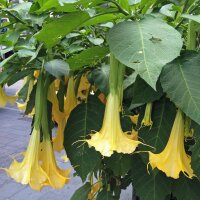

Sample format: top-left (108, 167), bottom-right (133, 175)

top-left (1, 0), bottom-right (200, 199)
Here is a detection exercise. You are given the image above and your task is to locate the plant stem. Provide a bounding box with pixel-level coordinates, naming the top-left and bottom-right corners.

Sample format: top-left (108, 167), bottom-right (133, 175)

top-left (186, 20), bottom-right (196, 50)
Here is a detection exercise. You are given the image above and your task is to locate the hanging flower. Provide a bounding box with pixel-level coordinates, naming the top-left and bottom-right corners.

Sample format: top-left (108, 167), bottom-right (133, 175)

top-left (148, 109), bottom-right (194, 179)
top-left (53, 117), bottom-right (66, 152)
top-left (39, 139), bottom-right (71, 189)
top-left (3, 127), bottom-right (48, 190)
top-left (77, 74), bottom-right (90, 101)
top-left (0, 86), bottom-right (17, 108)
top-left (130, 115), bottom-right (139, 125)
top-left (88, 182), bottom-right (102, 200)
top-left (85, 93), bottom-right (142, 157)
top-left (141, 103), bottom-right (153, 127)
top-left (64, 77), bottom-right (77, 118)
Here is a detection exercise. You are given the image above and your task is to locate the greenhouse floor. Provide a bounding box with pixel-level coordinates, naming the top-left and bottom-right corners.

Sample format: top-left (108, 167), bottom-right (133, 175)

top-left (0, 82), bottom-right (131, 200)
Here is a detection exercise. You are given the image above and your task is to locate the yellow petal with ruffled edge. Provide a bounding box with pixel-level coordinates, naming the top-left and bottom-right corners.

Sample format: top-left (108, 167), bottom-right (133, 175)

top-left (3, 128), bottom-right (47, 190)
top-left (40, 139), bottom-right (71, 189)
top-left (148, 109), bottom-right (194, 179)
top-left (86, 93), bottom-right (142, 157)
top-left (0, 86), bottom-right (17, 108)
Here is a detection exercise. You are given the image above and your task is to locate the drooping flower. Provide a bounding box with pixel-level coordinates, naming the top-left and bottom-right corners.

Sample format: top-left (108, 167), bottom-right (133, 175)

top-left (148, 109), bottom-right (194, 179)
top-left (3, 127), bottom-right (48, 190)
top-left (49, 77), bottom-right (77, 152)
top-left (0, 86), bottom-right (17, 108)
top-left (64, 77), bottom-right (77, 118)
top-left (53, 117), bottom-right (66, 152)
top-left (84, 54), bottom-right (144, 157)
top-left (88, 182), bottom-right (102, 200)
top-left (86, 93), bottom-right (142, 157)
top-left (141, 102), bottom-right (153, 127)
top-left (130, 115), bottom-right (139, 125)
top-left (39, 139), bottom-right (71, 189)
top-left (77, 74), bottom-right (90, 101)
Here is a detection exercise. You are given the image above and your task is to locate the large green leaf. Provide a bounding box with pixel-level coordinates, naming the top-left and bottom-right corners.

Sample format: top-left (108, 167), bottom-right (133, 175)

top-left (90, 64), bottom-right (110, 96)
top-left (182, 14), bottom-right (200, 23)
top-left (131, 155), bottom-right (171, 200)
top-left (138, 98), bottom-right (176, 153)
top-left (161, 52), bottom-right (200, 125)
top-left (130, 76), bottom-right (163, 106)
top-left (172, 176), bottom-right (200, 200)
top-left (64, 95), bottom-right (104, 181)
top-left (35, 12), bottom-right (89, 48)
top-left (70, 182), bottom-right (91, 200)
top-left (68, 47), bottom-right (109, 70)
top-left (44, 59), bottom-right (70, 79)
top-left (104, 153), bottom-right (134, 176)
top-left (107, 15), bottom-right (182, 89)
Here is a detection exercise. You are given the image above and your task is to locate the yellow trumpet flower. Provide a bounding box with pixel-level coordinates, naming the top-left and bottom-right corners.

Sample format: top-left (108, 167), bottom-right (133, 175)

top-left (77, 74), bottom-right (90, 101)
top-left (141, 103), bottom-right (153, 127)
top-left (0, 86), bottom-right (17, 108)
top-left (3, 127), bottom-right (47, 190)
top-left (130, 115), bottom-right (139, 125)
top-left (39, 139), bottom-right (71, 189)
top-left (88, 182), bottom-right (102, 200)
top-left (85, 93), bottom-right (142, 157)
top-left (53, 117), bottom-right (66, 152)
top-left (64, 77), bottom-right (77, 118)
top-left (148, 109), bottom-right (194, 179)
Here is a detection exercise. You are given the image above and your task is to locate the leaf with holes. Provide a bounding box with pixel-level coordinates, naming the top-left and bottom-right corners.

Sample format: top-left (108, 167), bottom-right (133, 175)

top-left (64, 95), bottom-right (104, 181)
top-left (161, 52), bottom-right (200, 125)
top-left (107, 15), bottom-right (182, 89)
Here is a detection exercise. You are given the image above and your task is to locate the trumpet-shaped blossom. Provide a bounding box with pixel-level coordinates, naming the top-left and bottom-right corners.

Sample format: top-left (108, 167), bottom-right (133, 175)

top-left (148, 109), bottom-right (194, 179)
top-left (85, 93), bottom-right (142, 157)
top-left (3, 128), bottom-right (48, 190)
top-left (39, 139), bottom-right (71, 189)
top-left (141, 103), bottom-right (153, 127)
top-left (0, 86), bottom-right (17, 108)
top-left (64, 77), bottom-right (77, 118)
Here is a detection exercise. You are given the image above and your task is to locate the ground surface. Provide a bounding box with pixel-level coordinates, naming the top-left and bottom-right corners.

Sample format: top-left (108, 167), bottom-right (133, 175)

top-left (0, 81), bottom-right (131, 200)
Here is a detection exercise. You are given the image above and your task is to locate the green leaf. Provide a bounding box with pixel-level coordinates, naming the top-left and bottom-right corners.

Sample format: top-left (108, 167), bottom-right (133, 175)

top-left (182, 14), bottom-right (200, 23)
top-left (70, 182), bottom-right (91, 200)
top-left (68, 47), bottom-right (109, 70)
top-left (82, 14), bottom-right (122, 26)
top-left (64, 95), bottom-right (104, 181)
top-left (4, 2), bottom-right (32, 18)
top-left (90, 64), bottom-right (110, 96)
top-left (138, 98), bottom-right (176, 153)
top-left (44, 59), bottom-right (70, 79)
top-left (104, 153), bottom-right (134, 176)
top-left (35, 12), bottom-right (89, 48)
top-left (161, 52), bottom-right (200, 125)
top-left (131, 155), bottom-right (171, 200)
top-left (97, 190), bottom-right (117, 200)
top-left (7, 69), bottom-right (34, 86)
top-left (0, 53), bottom-right (17, 68)
top-left (172, 176), bottom-right (200, 200)
top-left (123, 72), bottom-right (137, 90)
top-left (107, 15), bottom-right (182, 89)
top-left (17, 49), bottom-right (36, 58)
top-left (131, 76), bottom-right (163, 106)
